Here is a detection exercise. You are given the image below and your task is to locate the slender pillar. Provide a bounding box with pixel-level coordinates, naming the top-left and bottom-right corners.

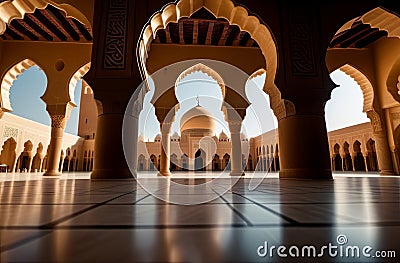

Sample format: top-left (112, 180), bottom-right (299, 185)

top-left (229, 121), bottom-right (244, 176)
top-left (279, 115), bottom-right (332, 179)
top-left (159, 122), bottom-right (172, 176)
top-left (363, 153), bottom-right (369, 172)
top-left (44, 116), bottom-right (67, 176)
top-left (38, 158), bottom-right (43, 173)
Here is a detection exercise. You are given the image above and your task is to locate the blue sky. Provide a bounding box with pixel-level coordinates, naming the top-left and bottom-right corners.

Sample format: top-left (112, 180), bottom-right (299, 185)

top-left (9, 66), bottom-right (82, 134)
top-left (8, 66), bottom-right (369, 138)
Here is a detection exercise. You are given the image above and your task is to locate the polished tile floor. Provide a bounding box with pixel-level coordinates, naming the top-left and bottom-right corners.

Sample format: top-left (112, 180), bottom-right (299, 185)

top-left (1, 172), bottom-right (399, 262)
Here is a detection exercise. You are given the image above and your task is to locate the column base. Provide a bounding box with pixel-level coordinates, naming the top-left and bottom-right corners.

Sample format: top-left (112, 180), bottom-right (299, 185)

top-left (279, 169), bottom-right (332, 180)
top-left (43, 171), bottom-right (62, 176)
top-left (230, 171), bottom-right (245, 176)
top-left (158, 171), bottom-right (172, 177)
top-left (91, 168), bottom-right (134, 179)
top-left (379, 170), bottom-right (396, 176)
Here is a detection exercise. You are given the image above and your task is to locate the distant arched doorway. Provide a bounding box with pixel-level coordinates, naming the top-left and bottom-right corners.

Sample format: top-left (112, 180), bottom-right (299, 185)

top-left (212, 154), bottom-right (220, 171)
top-left (223, 153), bottom-right (231, 171)
top-left (333, 143), bottom-right (342, 171)
top-left (343, 142), bottom-right (353, 171)
top-left (195, 149), bottom-right (206, 171)
top-left (366, 139), bottom-right (378, 172)
top-left (353, 141), bottom-right (366, 171)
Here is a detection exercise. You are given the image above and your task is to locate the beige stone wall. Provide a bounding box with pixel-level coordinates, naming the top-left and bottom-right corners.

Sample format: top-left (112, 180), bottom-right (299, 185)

top-left (0, 113), bottom-right (83, 172)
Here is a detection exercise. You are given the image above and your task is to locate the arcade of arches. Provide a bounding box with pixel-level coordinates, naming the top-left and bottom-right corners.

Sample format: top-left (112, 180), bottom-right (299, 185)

top-left (0, 0), bottom-right (399, 180)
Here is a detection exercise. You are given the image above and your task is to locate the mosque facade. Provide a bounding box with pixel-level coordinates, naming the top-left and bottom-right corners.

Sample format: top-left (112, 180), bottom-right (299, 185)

top-left (0, 87), bottom-right (379, 174)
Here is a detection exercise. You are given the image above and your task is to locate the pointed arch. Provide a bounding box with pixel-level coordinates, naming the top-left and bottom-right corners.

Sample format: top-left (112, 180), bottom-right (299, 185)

top-left (0, 59), bottom-right (42, 113)
top-left (137, 0), bottom-right (287, 118)
top-left (338, 64), bottom-right (374, 112)
top-left (175, 63), bottom-right (225, 97)
top-left (361, 7), bottom-right (400, 39)
top-left (386, 56), bottom-right (400, 102)
top-left (0, 0), bottom-right (92, 36)
top-left (69, 62), bottom-right (91, 104)
top-left (335, 7), bottom-right (400, 39)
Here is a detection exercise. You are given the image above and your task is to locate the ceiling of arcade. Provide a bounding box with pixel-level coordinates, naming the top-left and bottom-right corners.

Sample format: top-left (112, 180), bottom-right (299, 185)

top-left (0, 0), bottom-right (93, 42)
top-left (146, 7), bottom-right (266, 76)
top-left (329, 20), bottom-right (388, 49)
top-left (326, 8), bottom-right (400, 111)
top-left (0, 0), bottom-right (94, 112)
top-left (153, 8), bottom-right (259, 48)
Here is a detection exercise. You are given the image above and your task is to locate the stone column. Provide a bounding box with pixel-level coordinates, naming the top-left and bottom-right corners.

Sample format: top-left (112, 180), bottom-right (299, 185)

top-left (38, 158), bottom-right (43, 173)
top-left (363, 152), bottom-right (369, 172)
top-left (91, 113), bottom-right (136, 179)
top-left (229, 121), bottom-right (244, 176)
top-left (122, 113), bottom-right (139, 177)
top-left (278, 114), bottom-right (332, 179)
top-left (367, 110), bottom-right (395, 175)
top-left (44, 115), bottom-right (68, 176)
top-left (159, 122), bottom-right (172, 176)
top-left (373, 133), bottom-right (395, 174)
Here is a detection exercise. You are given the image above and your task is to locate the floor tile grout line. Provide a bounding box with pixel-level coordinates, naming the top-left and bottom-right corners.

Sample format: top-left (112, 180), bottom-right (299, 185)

top-left (131, 194), bottom-right (153, 205)
top-left (3, 220), bottom-right (400, 230)
top-left (0, 230), bottom-right (53, 253)
top-left (38, 191), bottom-right (138, 229)
top-left (0, 192), bottom-right (150, 254)
top-left (217, 193), bottom-right (254, 227)
top-left (232, 192), bottom-right (300, 225)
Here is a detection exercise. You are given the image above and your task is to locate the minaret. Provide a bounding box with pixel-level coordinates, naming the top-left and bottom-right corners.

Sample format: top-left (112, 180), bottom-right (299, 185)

top-left (78, 81), bottom-right (98, 139)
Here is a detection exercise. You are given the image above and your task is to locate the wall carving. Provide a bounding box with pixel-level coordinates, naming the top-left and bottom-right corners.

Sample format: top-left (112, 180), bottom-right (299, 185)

top-left (273, 100), bottom-right (296, 121)
top-left (3, 126), bottom-right (18, 139)
top-left (367, 110), bottom-right (384, 133)
top-left (289, 21), bottom-right (317, 76)
top-left (103, 0), bottom-right (128, 69)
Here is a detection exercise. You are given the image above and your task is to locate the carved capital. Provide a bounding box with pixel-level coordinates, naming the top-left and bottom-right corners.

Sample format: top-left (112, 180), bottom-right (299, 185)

top-left (228, 121), bottom-right (242, 134)
top-left (366, 110), bottom-right (384, 133)
top-left (273, 100), bottom-right (296, 121)
top-left (50, 115), bottom-right (68, 129)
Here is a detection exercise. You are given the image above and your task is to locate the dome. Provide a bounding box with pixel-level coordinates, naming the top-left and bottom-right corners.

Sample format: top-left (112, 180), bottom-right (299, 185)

top-left (180, 106), bottom-right (216, 132)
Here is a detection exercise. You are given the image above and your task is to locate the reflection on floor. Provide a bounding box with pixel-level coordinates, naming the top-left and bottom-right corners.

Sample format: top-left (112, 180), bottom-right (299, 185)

top-left (1, 172), bottom-right (399, 262)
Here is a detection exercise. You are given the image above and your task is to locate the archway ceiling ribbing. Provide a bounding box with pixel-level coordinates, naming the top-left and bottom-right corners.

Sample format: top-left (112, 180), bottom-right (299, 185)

top-left (153, 8), bottom-right (259, 48)
top-left (330, 8), bottom-right (400, 48)
top-left (0, 0), bottom-right (92, 42)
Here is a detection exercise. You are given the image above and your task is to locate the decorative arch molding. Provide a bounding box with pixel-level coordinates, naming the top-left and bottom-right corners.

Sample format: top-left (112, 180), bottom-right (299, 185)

top-left (385, 56), bottom-right (400, 102)
top-left (361, 7), bottom-right (400, 39)
top-left (0, 58), bottom-right (39, 113)
top-left (137, 0), bottom-right (288, 120)
top-left (335, 7), bottom-right (400, 39)
top-left (0, 0), bottom-right (92, 35)
top-left (139, 0), bottom-right (277, 78)
top-left (339, 64), bottom-right (374, 112)
top-left (175, 63), bottom-right (225, 97)
top-left (69, 62), bottom-right (91, 104)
